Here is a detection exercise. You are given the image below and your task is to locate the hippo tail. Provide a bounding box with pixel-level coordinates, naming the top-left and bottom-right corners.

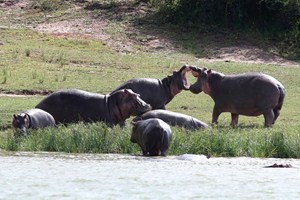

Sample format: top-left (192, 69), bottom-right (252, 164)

top-left (276, 86), bottom-right (285, 110)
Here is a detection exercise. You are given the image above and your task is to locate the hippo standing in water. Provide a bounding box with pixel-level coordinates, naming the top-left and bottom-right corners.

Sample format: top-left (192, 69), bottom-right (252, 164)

top-left (35, 89), bottom-right (151, 126)
top-left (111, 65), bottom-right (190, 109)
top-left (12, 108), bottom-right (55, 134)
top-left (189, 67), bottom-right (285, 127)
top-left (131, 118), bottom-right (172, 156)
top-left (133, 109), bottom-right (209, 130)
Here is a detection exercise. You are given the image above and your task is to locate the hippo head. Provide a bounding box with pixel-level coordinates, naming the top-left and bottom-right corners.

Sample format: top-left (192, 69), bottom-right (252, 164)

top-left (130, 121), bottom-right (138, 143)
top-left (189, 66), bottom-right (211, 94)
top-left (112, 89), bottom-right (152, 123)
top-left (12, 113), bottom-right (30, 134)
top-left (167, 65), bottom-right (191, 96)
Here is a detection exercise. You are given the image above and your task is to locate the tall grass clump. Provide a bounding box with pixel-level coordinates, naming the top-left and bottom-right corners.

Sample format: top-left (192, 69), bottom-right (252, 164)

top-left (4, 123), bottom-right (139, 154)
top-left (1, 123), bottom-right (300, 158)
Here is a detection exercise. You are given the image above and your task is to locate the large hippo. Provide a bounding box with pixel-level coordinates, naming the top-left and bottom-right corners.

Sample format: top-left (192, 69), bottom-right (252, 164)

top-left (131, 118), bottom-right (172, 156)
top-left (12, 108), bottom-right (55, 134)
top-left (189, 67), bottom-right (285, 127)
top-left (35, 89), bottom-right (151, 126)
top-left (111, 65), bottom-right (190, 109)
top-left (133, 109), bottom-right (209, 130)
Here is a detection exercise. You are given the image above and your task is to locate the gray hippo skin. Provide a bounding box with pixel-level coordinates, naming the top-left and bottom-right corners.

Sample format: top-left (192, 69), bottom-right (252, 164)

top-left (35, 89), bottom-right (151, 126)
top-left (111, 65), bottom-right (190, 109)
top-left (12, 108), bottom-right (55, 133)
top-left (131, 118), bottom-right (172, 156)
top-left (189, 67), bottom-right (285, 127)
top-left (133, 109), bottom-right (209, 130)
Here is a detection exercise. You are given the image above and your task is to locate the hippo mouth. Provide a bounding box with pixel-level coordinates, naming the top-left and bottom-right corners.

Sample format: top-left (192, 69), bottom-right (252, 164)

top-left (134, 98), bottom-right (152, 116)
top-left (181, 66), bottom-right (190, 90)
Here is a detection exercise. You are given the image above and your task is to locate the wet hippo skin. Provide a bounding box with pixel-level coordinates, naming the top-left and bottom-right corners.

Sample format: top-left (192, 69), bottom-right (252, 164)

top-left (131, 118), bottom-right (172, 156)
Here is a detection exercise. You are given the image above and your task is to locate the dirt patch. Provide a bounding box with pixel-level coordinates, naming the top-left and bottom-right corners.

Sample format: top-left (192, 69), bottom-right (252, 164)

top-left (0, 89), bottom-right (52, 96)
top-left (203, 45), bottom-right (300, 66)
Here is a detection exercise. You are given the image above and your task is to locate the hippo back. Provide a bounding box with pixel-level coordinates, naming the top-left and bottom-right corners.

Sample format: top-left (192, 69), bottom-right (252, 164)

top-left (131, 118), bottom-right (172, 156)
top-left (111, 78), bottom-right (169, 109)
top-left (133, 109), bottom-right (208, 130)
top-left (36, 89), bottom-right (108, 124)
top-left (25, 108), bottom-right (55, 129)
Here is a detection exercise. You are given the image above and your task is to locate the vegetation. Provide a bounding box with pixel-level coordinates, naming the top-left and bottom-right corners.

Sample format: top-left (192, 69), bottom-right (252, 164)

top-left (150, 0), bottom-right (300, 59)
top-left (0, 0), bottom-right (299, 158)
top-left (1, 123), bottom-right (300, 158)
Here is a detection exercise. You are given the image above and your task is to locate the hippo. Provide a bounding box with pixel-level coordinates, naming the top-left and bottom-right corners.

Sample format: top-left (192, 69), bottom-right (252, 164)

top-left (131, 118), bottom-right (172, 156)
top-left (12, 108), bottom-right (55, 134)
top-left (189, 67), bottom-right (285, 127)
top-left (133, 109), bottom-right (209, 130)
top-left (111, 65), bottom-right (190, 110)
top-left (35, 89), bottom-right (151, 126)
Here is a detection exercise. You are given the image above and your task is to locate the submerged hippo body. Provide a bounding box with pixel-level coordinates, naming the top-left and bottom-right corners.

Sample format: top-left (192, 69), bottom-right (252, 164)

top-left (12, 108), bottom-right (55, 133)
top-left (133, 109), bottom-right (209, 130)
top-left (131, 118), bottom-right (172, 156)
top-left (35, 89), bottom-right (151, 126)
top-left (111, 65), bottom-right (190, 109)
top-left (189, 67), bottom-right (285, 127)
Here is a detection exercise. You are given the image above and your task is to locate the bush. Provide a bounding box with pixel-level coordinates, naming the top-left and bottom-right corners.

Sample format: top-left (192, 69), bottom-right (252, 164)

top-left (150, 0), bottom-right (300, 59)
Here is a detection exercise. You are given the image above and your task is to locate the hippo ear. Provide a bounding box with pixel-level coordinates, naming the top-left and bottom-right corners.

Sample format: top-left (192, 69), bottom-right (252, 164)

top-left (123, 89), bottom-right (130, 97)
top-left (13, 114), bottom-right (17, 119)
top-left (207, 69), bottom-right (212, 74)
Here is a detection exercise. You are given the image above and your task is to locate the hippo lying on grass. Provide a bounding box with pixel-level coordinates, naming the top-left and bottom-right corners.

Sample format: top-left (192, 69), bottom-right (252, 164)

top-left (36, 89), bottom-right (151, 126)
top-left (189, 67), bottom-right (285, 127)
top-left (133, 109), bottom-right (209, 130)
top-left (111, 65), bottom-right (190, 109)
top-left (12, 108), bottom-right (55, 134)
top-left (131, 118), bottom-right (172, 156)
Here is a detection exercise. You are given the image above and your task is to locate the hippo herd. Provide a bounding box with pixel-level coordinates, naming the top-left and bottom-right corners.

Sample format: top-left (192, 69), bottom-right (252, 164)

top-left (13, 65), bottom-right (285, 156)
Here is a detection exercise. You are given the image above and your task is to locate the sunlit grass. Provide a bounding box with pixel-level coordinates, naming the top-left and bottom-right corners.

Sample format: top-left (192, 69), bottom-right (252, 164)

top-left (1, 123), bottom-right (299, 158)
top-left (0, 27), bottom-right (300, 158)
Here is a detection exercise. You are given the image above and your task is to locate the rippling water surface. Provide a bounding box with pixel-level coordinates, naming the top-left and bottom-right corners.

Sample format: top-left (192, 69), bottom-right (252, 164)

top-left (0, 152), bottom-right (299, 199)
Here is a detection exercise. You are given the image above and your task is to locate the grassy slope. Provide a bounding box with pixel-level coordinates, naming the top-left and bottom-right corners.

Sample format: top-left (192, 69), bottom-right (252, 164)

top-left (0, 1), bottom-right (299, 157)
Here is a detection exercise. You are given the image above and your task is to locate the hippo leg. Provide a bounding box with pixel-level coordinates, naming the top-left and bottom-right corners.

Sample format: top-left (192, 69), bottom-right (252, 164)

top-left (230, 113), bottom-right (239, 127)
top-left (272, 108), bottom-right (280, 124)
top-left (212, 105), bottom-right (221, 124)
top-left (263, 109), bottom-right (275, 128)
top-left (160, 149), bottom-right (167, 156)
top-left (149, 149), bottom-right (159, 156)
top-left (140, 145), bottom-right (148, 156)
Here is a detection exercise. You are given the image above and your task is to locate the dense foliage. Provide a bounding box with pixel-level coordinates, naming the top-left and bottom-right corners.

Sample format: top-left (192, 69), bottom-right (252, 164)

top-left (151, 0), bottom-right (300, 59)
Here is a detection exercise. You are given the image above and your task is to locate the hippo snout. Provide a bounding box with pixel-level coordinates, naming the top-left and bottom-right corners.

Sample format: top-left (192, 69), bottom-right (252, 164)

top-left (134, 98), bottom-right (152, 115)
top-left (189, 83), bottom-right (202, 94)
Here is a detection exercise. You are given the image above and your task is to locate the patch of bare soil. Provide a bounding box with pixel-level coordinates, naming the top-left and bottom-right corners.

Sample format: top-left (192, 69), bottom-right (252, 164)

top-left (0, 89), bottom-right (52, 96)
top-left (203, 45), bottom-right (299, 66)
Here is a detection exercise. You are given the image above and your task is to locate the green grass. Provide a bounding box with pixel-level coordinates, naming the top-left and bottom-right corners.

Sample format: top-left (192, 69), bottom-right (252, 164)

top-left (1, 123), bottom-right (299, 158)
top-left (0, 8), bottom-right (300, 157)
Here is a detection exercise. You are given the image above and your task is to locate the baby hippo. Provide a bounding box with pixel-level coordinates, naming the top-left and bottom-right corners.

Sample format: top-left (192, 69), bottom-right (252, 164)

top-left (131, 118), bottom-right (172, 156)
top-left (12, 108), bottom-right (55, 134)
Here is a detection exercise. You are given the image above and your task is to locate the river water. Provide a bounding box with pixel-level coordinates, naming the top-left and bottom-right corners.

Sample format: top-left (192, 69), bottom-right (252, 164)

top-left (0, 152), bottom-right (299, 200)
